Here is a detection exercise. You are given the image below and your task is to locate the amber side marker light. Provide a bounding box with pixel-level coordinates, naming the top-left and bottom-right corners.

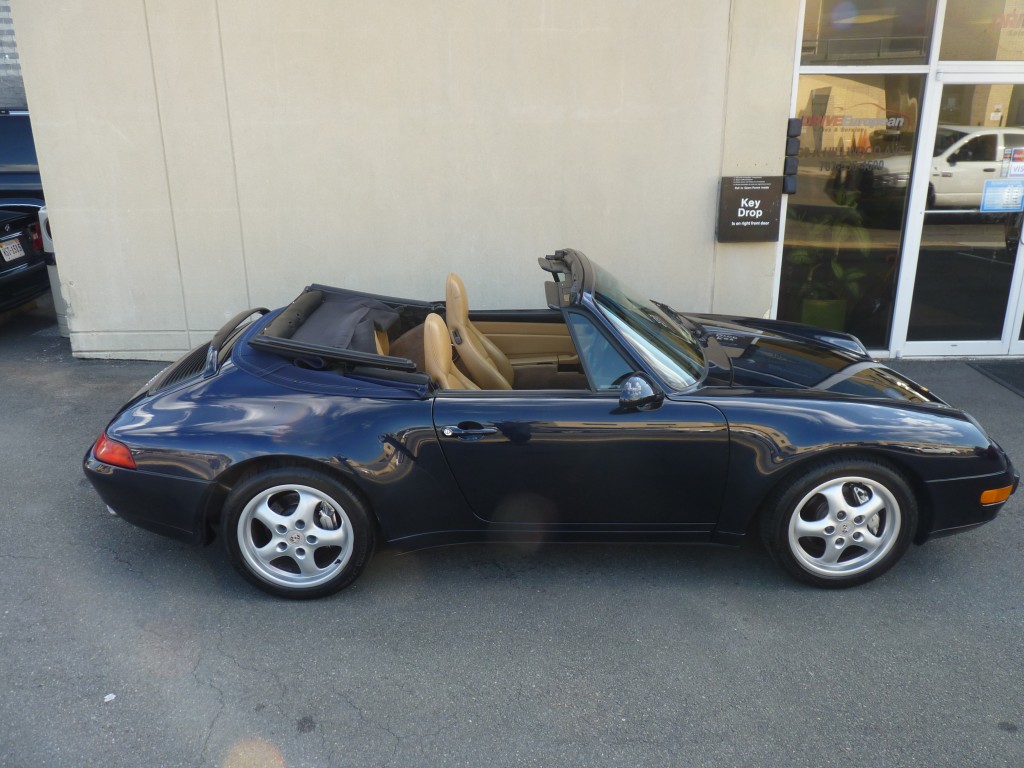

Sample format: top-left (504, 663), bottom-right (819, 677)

top-left (93, 433), bottom-right (136, 469)
top-left (980, 486), bottom-right (1013, 505)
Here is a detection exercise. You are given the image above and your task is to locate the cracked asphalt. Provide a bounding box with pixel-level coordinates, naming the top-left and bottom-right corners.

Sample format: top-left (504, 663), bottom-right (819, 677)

top-left (1, 299), bottom-right (1022, 768)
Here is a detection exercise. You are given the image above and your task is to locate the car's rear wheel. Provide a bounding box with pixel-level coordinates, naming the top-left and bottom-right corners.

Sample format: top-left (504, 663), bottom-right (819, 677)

top-left (223, 468), bottom-right (374, 599)
top-left (761, 459), bottom-right (917, 588)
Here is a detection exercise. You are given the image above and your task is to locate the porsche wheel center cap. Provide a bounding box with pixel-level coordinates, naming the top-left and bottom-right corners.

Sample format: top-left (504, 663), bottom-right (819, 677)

top-left (840, 522), bottom-right (851, 534)
top-left (288, 531), bottom-right (302, 544)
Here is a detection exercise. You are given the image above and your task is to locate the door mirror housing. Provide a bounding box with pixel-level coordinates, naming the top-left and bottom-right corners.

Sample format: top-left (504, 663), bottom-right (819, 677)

top-left (618, 373), bottom-right (664, 411)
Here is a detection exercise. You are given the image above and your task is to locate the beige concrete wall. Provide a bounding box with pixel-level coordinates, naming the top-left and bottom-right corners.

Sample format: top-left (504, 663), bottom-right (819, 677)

top-left (12, 0), bottom-right (799, 359)
top-left (713, 0), bottom-right (803, 318)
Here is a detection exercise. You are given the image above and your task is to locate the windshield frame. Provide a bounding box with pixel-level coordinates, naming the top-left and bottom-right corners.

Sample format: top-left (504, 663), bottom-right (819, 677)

top-left (586, 261), bottom-right (707, 392)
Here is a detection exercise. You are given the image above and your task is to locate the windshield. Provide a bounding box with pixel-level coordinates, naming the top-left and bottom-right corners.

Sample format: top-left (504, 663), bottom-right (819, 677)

top-left (590, 264), bottom-right (705, 391)
top-left (934, 128), bottom-right (968, 156)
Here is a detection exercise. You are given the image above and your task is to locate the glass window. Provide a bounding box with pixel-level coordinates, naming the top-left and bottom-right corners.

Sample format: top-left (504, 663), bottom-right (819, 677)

top-left (951, 134), bottom-right (998, 162)
top-left (934, 127), bottom-right (968, 156)
top-left (941, 1), bottom-right (1024, 61)
top-left (778, 73), bottom-right (925, 348)
top-left (565, 313), bottom-right (634, 392)
top-left (585, 267), bottom-right (705, 391)
top-left (801, 0), bottom-right (936, 65)
top-left (0, 114), bottom-right (37, 169)
top-left (908, 83), bottom-right (1024, 342)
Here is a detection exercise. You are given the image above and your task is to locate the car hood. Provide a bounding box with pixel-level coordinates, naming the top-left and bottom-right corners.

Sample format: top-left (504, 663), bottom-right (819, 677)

top-left (684, 313), bottom-right (938, 403)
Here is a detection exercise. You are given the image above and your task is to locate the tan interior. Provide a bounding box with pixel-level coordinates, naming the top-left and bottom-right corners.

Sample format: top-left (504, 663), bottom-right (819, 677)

top-left (373, 328), bottom-right (389, 356)
top-left (445, 273), bottom-right (514, 390)
top-left (379, 277), bottom-right (590, 391)
top-left (473, 320), bottom-right (579, 367)
top-left (424, 313), bottom-right (479, 390)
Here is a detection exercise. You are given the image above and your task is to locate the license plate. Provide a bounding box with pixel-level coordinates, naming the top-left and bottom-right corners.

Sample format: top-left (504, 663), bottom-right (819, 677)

top-left (1, 238), bottom-right (25, 263)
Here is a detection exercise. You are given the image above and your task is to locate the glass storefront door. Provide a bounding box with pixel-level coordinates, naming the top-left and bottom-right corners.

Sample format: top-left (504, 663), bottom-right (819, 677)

top-left (902, 82), bottom-right (1024, 352)
top-left (778, 73), bottom-right (925, 349)
top-left (788, 0), bottom-right (1024, 356)
top-left (881, 2), bottom-right (1024, 355)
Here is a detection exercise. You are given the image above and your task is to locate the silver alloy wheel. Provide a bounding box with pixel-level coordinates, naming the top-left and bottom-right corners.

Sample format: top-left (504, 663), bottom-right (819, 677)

top-left (786, 475), bottom-right (901, 579)
top-left (236, 483), bottom-right (355, 589)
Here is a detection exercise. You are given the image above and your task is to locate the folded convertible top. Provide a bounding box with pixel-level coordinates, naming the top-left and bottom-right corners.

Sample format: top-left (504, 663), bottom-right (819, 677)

top-left (252, 285), bottom-right (437, 373)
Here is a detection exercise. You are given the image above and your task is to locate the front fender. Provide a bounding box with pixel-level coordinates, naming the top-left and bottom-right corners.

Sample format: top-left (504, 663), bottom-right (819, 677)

top-left (707, 394), bottom-right (1005, 538)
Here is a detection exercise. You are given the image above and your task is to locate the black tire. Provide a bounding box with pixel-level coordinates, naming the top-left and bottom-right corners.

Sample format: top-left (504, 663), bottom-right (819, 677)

top-left (223, 468), bottom-right (374, 599)
top-left (760, 458), bottom-right (917, 588)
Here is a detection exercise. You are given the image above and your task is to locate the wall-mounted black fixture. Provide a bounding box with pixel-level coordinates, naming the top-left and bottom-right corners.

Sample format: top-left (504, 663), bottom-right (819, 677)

top-left (784, 117), bottom-right (801, 194)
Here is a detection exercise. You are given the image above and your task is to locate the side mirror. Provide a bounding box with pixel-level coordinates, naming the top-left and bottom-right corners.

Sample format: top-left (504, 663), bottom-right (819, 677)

top-left (618, 373), bottom-right (664, 411)
top-left (947, 154), bottom-right (958, 167)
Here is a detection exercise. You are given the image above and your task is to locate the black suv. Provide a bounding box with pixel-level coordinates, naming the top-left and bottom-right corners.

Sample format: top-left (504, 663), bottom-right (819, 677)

top-left (0, 110), bottom-right (48, 312)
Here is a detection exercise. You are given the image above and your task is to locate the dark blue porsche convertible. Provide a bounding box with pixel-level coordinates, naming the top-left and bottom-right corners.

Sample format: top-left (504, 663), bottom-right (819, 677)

top-left (85, 250), bottom-right (1017, 598)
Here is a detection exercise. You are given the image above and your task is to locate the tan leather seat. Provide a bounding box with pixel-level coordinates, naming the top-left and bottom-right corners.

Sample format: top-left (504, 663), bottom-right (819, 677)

top-left (424, 313), bottom-right (480, 390)
top-left (445, 273), bottom-right (514, 390)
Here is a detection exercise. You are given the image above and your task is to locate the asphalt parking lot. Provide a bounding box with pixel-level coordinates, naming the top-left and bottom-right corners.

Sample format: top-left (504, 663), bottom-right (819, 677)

top-left (1, 298), bottom-right (1022, 768)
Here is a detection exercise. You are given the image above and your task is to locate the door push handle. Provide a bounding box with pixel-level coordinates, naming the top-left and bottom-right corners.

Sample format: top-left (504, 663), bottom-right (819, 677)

top-left (983, 167), bottom-right (997, 172)
top-left (441, 424), bottom-right (498, 438)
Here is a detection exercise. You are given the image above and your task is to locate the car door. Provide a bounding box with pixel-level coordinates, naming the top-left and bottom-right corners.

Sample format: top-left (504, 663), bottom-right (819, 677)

top-left (934, 132), bottom-right (998, 208)
top-left (431, 311), bottom-right (729, 528)
top-left (433, 392), bottom-right (728, 527)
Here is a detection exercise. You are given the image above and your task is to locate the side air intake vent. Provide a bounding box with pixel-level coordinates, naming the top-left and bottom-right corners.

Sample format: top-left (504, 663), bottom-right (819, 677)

top-left (147, 342), bottom-right (211, 394)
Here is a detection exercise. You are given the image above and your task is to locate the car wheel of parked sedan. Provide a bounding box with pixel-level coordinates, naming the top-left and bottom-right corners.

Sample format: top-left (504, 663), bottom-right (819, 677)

top-left (761, 459), bottom-right (917, 588)
top-left (223, 468), bottom-right (374, 599)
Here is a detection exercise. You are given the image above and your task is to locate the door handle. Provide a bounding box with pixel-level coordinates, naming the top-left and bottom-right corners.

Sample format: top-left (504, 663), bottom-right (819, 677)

top-left (441, 424), bottom-right (498, 439)
top-left (983, 167), bottom-right (997, 172)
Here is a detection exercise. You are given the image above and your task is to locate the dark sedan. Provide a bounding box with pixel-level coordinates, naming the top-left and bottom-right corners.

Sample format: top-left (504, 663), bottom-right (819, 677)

top-left (0, 111), bottom-right (48, 312)
top-left (0, 206), bottom-right (48, 313)
top-left (85, 250), bottom-right (1017, 598)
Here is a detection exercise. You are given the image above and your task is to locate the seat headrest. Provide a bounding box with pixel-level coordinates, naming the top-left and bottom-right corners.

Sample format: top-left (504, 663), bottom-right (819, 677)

top-left (446, 273), bottom-right (469, 324)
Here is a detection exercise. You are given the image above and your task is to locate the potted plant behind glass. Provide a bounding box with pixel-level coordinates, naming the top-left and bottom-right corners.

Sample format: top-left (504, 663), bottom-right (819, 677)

top-left (787, 189), bottom-right (869, 330)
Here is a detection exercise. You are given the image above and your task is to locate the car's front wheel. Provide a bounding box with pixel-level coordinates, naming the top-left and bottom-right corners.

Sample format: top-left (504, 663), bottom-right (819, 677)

top-left (223, 468), bottom-right (374, 599)
top-left (761, 459), bottom-right (917, 588)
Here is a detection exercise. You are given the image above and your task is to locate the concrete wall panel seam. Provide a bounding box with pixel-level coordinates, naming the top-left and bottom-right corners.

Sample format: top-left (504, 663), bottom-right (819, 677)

top-left (141, 0), bottom-right (191, 334)
top-left (213, 0), bottom-right (251, 309)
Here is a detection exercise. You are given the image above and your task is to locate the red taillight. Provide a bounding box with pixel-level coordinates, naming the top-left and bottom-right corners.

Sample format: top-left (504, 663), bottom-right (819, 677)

top-left (28, 222), bottom-right (43, 253)
top-left (93, 433), bottom-right (136, 469)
